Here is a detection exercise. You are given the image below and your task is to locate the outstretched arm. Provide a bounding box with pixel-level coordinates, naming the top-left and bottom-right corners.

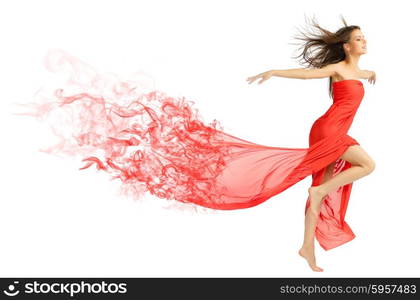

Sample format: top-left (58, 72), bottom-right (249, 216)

top-left (247, 64), bottom-right (338, 84)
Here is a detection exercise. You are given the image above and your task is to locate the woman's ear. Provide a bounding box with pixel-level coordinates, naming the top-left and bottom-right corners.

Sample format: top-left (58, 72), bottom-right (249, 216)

top-left (342, 42), bottom-right (349, 53)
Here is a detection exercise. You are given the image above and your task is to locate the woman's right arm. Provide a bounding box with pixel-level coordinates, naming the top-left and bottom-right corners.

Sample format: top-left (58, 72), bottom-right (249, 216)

top-left (272, 64), bottom-right (337, 79)
top-left (247, 64), bottom-right (337, 84)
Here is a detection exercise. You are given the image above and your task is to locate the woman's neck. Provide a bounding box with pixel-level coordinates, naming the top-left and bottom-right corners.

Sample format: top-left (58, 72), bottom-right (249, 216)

top-left (344, 54), bottom-right (361, 71)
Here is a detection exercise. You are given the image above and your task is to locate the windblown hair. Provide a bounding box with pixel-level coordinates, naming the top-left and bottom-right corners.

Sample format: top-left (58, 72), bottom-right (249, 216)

top-left (290, 15), bottom-right (360, 98)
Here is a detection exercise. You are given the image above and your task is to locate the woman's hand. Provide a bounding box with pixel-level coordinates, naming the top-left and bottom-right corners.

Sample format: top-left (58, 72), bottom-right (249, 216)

top-left (246, 70), bottom-right (274, 85)
top-left (368, 70), bottom-right (376, 85)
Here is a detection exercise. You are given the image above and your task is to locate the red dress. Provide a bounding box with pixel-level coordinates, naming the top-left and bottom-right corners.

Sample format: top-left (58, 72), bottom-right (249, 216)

top-left (306, 79), bottom-right (364, 250)
top-left (20, 52), bottom-right (365, 251)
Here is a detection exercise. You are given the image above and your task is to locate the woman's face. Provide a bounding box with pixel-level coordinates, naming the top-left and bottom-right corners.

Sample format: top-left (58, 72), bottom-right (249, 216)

top-left (344, 29), bottom-right (367, 55)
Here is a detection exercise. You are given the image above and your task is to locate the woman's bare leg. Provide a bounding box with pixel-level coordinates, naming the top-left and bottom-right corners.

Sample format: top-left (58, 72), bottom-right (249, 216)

top-left (298, 162), bottom-right (334, 272)
top-left (309, 145), bottom-right (376, 215)
top-left (299, 145), bottom-right (375, 272)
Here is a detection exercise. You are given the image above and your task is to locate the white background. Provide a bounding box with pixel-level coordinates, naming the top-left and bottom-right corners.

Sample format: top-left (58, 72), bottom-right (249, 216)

top-left (1, 0), bottom-right (419, 277)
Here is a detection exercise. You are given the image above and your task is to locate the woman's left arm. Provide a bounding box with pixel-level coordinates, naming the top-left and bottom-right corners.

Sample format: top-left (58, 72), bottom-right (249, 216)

top-left (362, 69), bottom-right (376, 85)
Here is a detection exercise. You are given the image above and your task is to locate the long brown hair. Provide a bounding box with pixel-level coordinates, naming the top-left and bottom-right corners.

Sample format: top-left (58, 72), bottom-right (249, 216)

top-left (290, 14), bottom-right (360, 98)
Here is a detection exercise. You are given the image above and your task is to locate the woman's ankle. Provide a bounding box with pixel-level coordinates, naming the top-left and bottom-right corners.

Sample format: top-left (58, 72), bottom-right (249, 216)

top-left (301, 243), bottom-right (314, 250)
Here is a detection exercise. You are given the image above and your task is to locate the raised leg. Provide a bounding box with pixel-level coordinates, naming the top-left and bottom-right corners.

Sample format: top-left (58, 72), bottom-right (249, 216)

top-left (309, 145), bottom-right (376, 215)
top-left (299, 145), bottom-right (375, 272)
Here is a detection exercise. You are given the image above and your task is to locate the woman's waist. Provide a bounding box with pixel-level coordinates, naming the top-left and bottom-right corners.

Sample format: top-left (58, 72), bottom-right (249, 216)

top-left (313, 107), bottom-right (358, 127)
top-left (323, 102), bottom-right (360, 116)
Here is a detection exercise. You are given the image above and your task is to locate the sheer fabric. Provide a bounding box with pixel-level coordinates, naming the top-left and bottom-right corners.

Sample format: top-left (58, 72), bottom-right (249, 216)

top-left (18, 51), bottom-right (365, 250)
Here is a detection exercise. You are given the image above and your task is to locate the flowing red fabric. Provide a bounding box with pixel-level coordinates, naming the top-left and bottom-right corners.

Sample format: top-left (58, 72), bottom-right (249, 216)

top-left (17, 51), bottom-right (365, 251)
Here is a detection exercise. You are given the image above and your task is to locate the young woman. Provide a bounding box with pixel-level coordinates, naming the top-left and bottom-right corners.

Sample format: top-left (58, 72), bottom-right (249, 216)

top-left (246, 16), bottom-right (376, 271)
top-left (19, 16), bottom-right (376, 273)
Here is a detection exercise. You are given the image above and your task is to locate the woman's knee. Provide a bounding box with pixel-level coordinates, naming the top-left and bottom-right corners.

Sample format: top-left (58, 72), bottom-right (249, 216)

top-left (364, 159), bottom-right (376, 174)
top-left (341, 145), bottom-right (376, 174)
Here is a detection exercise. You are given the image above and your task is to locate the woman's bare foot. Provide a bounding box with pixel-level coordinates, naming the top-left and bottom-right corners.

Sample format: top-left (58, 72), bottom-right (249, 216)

top-left (308, 186), bottom-right (325, 215)
top-left (298, 245), bottom-right (324, 272)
